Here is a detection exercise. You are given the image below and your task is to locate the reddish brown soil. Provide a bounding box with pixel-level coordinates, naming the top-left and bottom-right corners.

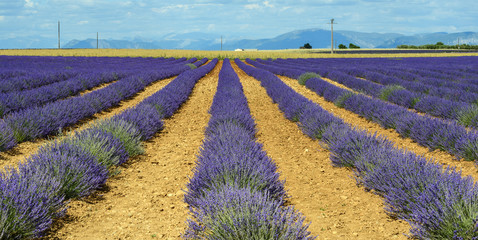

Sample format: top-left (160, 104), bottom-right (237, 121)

top-left (42, 62), bottom-right (221, 240)
top-left (0, 76), bottom-right (175, 170)
top-left (284, 75), bottom-right (478, 180)
top-left (233, 62), bottom-right (410, 239)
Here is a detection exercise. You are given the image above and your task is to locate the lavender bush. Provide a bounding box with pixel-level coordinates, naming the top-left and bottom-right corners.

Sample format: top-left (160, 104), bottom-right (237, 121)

top-left (236, 58), bottom-right (478, 239)
top-left (113, 104), bottom-right (164, 141)
top-left (24, 142), bottom-right (108, 199)
top-left (298, 72), bottom-right (321, 85)
top-left (184, 59), bottom-right (314, 239)
top-left (0, 120), bottom-right (15, 151)
top-left (0, 72), bottom-right (121, 118)
top-left (184, 186), bottom-right (313, 240)
top-left (0, 57), bottom-right (218, 238)
top-left (253, 58), bottom-right (478, 128)
top-left (61, 129), bottom-right (129, 168)
top-left (247, 58), bottom-right (478, 161)
top-left (90, 119), bottom-right (144, 157)
top-left (185, 124), bottom-right (285, 208)
top-left (0, 57), bottom-right (197, 152)
top-left (0, 166), bottom-right (65, 239)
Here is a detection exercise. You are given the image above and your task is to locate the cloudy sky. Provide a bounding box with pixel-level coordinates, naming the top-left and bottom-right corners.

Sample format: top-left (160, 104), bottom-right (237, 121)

top-left (0, 0), bottom-right (477, 47)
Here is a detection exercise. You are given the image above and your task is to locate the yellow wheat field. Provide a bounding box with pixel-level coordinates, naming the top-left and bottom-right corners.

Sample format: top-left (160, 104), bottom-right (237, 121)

top-left (1, 48), bottom-right (478, 59)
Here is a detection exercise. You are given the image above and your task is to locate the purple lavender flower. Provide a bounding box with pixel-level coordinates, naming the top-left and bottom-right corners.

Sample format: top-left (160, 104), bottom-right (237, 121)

top-left (0, 166), bottom-right (66, 239)
top-left (184, 186), bottom-right (315, 240)
top-left (25, 141), bottom-right (108, 199)
top-left (113, 104), bottom-right (164, 141)
top-left (0, 120), bottom-right (16, 151)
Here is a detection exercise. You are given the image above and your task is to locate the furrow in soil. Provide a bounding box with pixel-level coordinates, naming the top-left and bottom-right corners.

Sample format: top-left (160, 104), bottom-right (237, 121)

top-left (43, 63), bottom-right (221, 240)
top-left (0, 76), bottom-right (176, 170)
top-left (277, 74), bottom-right (478, 180)
top-left (233, 62), bottom-right (411, 240)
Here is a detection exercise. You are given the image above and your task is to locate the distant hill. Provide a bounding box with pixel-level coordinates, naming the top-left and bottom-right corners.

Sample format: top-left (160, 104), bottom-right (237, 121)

top-left (376, 32), bottom-right (478, 48)
top-left (63, 39), bottom-right (161, 49)
top-left (2, 28), bottom-right (478, 50)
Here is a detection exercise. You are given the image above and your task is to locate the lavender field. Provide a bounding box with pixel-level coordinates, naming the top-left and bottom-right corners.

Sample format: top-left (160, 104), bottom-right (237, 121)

top-left (1, 55), bottom-right (478, 239)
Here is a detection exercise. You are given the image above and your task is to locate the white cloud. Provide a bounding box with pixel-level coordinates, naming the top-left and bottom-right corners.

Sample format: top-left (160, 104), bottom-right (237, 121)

top-left (207, 24), bottom-right (215, 31)
top-left (78, 20), bottom-right (88, 25)
top-left (152, 4), bottom-right (189, 14)
top-left (0, 16), bottom-right (4, 21)
top-left (293, 7), bottom-right (306, 14)
top-left (40, 23), bottom-right (53, 29)
top-left (151, 7), bottom-right (165, 14)
top-left (239, 24), bottom-right (251, 30)
top-left (280, 6), bottom-right (291, 11)
top-left (151, 3), bottom-right (221, 14)
top-left (263, 1), bottom-right (274, 8)
top-left (24, 0), bottom-right (34, 8)
top-left (245, 3), bottom-right (260, 9)
top-left (119, 1), bottom-right (133, 7)
top-left (76, 0), bottom-right (95, 6)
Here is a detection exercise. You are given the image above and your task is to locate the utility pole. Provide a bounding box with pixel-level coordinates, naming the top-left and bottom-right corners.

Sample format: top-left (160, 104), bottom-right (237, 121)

top-left (328, 19), bottom-right (337, 54)
top-left (58, 21), bottom-right (60, 49)
top-left (221, 35), bottom-right (223, 51)
top-left (97, 32), bottom-right (99, 49)
top-left (458, 37), bottom-right (460, 49)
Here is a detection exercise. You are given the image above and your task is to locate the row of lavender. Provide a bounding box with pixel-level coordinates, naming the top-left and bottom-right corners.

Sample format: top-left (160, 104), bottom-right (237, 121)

top-left (0, 56), bottom-right (190, 117)
top-left (0, 57), bottom-right (206, 152)
top-left (0, 58), bottom-right (217, 239)
top-left (183, 59), bottom-right (314, 239)
top-left (236, 59), bottom-right (478, 239)
top-left (0, 71), bottom-right (123, 117)
top-left (298, 57), bottom-right (478, 86)
top-left (248, 59), bottom-right (478, 161)
top-left (264, 57), bottom-right (478, 128)
top-left (0, 56), bottom-right (187, 92)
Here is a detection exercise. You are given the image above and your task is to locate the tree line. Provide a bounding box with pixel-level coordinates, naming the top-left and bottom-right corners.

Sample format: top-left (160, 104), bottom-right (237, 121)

top-left (397, 42), bottom-right (478, 50)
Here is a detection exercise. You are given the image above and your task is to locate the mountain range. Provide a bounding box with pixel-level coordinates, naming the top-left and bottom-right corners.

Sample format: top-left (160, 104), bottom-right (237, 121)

top-left (2, 28), bottom-right (478, 50)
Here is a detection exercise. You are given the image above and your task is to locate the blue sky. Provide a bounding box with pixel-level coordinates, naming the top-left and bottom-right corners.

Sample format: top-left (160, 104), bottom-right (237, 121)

top-left (0, 0), bottom-right (477, 48)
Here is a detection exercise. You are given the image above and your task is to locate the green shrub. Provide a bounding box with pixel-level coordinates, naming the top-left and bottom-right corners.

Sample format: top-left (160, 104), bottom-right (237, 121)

top-left (186, 63), bottom-right (197, 69)
top-left (298, 72), bottom-right (321, 85)
top-left (91, 119), bottom-right (144, 157)
top-left (334, 92), bottom-right (355, 108)
top-left (61, 129), bottom-right (125, 169)
top-left (457, 105), bottom-right (478, 127)
top-left (379, 85), bottom-right (406, 101)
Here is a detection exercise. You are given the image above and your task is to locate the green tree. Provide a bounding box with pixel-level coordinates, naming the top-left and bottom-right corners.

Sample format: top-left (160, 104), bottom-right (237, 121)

top-left (349, 43), bottom-right (360, 49)
top-left (338, 44), bottom-right (347, 49)
top-left (303, 43), bottom-right (312, 49)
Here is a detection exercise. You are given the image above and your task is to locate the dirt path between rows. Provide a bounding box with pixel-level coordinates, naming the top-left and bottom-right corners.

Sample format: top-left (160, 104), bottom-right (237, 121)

top-left (43, 62), bottom-right (220, 239)
top-left (321, 75), bottom-right (449, 119)
top-left (276, 75), bottom-right (478, 180)
top-left (0, 76), bottom-right (176, 170)
top-left (233, 62), bottom-right (410, 239)
top-left (78, 80), bottom-right (117, 96)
